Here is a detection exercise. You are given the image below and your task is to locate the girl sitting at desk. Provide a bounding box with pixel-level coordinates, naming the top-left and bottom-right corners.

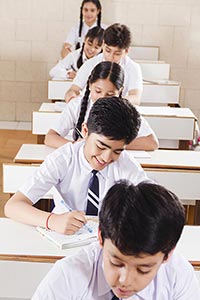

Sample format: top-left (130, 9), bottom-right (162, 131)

top-left (45, 61), bottom-right (159, 151)
top-left (49, 26), bottom-right (104, 80)
top-left (61, 0), bottom-right (106, 58)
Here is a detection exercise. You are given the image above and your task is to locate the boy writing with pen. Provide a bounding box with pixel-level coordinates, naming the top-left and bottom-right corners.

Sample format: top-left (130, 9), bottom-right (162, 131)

top-left (5, 97), bottom-right (149, 235)
top-left (32, 181), bottom-right (200, 299)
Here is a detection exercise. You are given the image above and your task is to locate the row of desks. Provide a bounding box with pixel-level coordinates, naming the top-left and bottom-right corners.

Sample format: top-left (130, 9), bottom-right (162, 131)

top-left (33, 103), bottom-right (197, 149)
top-left (48, 79), bottom-right (181, 105)
top-left (3, 145), bottom-right (200, 224)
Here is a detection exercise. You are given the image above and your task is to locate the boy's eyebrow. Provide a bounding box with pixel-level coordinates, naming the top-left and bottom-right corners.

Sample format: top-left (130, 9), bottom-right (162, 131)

top-left (111, 253), bottom-right (157, 267)
top-left (97, 139), bottom-right (125, 152)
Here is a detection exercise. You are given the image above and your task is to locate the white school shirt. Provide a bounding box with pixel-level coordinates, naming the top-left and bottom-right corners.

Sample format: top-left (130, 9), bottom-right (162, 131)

top-left (32, 242), bottom-right (200, 300)
top-left (64, 21), bottom-right (107, 50)
top-left (19, 141), bottom-right (148, 213)
top-left (73, 53), bottom-right (143, 96)
top-left (52, 96), bottom-right (154, 140)
top-left (49, 48), bottom-right (88, 80)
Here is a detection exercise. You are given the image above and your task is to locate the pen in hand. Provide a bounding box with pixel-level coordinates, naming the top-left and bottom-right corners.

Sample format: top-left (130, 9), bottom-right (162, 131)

top-left (60, 200), bottom-right (93, 233)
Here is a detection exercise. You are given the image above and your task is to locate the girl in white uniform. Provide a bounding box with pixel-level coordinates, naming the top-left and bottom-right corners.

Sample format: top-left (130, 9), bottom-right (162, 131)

top-left (45, 61), bottom-right (159, 150)
top-left (61, 0), bottom-right (106, 58)
top-left (50, 26), bottom-right (104, 80)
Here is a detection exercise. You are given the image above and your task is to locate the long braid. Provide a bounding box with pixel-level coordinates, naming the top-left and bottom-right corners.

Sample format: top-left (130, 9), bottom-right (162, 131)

top-left (97, 11), bottom-right (101, 27)
top-left (76, 6), bottom-right (83, 49)
top-left (77, 43), bottom-right (85, 69)
top-left (73, 79), bottom-right (90, 141)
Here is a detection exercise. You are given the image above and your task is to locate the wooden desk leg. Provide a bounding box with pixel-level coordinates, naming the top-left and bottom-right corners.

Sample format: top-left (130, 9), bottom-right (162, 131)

top-left (179, 140), bottom-right (190, 150)
top-left (194, 200), bottom-right (200, 225)
top-left (37, 135), bottom-right (45, 144)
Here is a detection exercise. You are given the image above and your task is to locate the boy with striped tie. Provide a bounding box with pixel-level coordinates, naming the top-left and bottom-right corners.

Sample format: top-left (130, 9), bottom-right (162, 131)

top-left (5, 97), bottom-right (148, 234)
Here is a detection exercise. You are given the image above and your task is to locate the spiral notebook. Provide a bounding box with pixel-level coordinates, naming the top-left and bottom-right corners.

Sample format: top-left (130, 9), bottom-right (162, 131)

top-left (36, 220), bottom-right (98, 249)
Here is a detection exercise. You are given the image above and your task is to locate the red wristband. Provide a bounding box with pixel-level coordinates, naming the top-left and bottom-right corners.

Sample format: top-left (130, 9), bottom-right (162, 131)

top-left (46, 213), bottom-right (54, 230)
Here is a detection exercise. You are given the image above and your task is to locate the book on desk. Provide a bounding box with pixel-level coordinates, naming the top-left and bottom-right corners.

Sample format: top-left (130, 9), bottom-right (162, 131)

top-left (36, 220), bottom-right (98, 249)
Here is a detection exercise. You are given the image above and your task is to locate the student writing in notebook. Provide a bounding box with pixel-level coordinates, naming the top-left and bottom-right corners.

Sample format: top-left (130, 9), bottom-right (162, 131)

top-left (61, 0), bottom-right (106, 58)
top-left (5, 97), bottom-right (149, 235)
top-left (65, 23), bottom-right (143, 105)
top-left (45, 61), bottom-right (159, 150)
top-left (32, 181), bottom-right (200, 299)
top-left (49, 26), bottom-right (104, 80)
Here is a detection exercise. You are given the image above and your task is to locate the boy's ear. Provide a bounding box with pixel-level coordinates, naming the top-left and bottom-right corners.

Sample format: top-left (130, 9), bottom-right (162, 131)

top-left (81, 122), bottom-right (88, 138)
top-left (98, 228), bottom-right (103, 247)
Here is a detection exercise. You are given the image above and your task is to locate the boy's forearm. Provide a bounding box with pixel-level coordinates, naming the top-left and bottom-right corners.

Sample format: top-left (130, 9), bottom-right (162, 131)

top-left (4, 192), bottom-right (49, 228)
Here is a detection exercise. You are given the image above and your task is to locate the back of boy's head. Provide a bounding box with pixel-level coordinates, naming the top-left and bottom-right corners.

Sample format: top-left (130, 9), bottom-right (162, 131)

top-left (87, 97), bottom-right (141, 144)
top-left (104, 23), bottom-right (131, 49)
top-left (99, 180), bottom-right (185, 257)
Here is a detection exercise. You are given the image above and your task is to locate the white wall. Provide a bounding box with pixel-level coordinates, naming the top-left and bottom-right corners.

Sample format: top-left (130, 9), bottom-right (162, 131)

top-left (0, 0), bottom-right (200, 123)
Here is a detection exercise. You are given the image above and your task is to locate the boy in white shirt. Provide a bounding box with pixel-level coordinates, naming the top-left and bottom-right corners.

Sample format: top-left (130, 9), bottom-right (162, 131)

top-left (65, 23), bottom-right (143, 105)
top-left (32, 180), bottom-right (200, 300)
top-left (5, 97), bottom-right (148, 235)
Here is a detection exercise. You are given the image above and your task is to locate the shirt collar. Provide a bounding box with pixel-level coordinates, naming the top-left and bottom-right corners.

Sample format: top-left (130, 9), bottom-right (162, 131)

top-left (97, 249), bottom-right (112, 297)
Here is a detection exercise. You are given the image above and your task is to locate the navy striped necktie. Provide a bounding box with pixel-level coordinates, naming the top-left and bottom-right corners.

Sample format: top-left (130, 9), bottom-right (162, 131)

top-left (86, 170), bottom-right (99, 215)
top-left (111, 294), bottom-right (119, 300)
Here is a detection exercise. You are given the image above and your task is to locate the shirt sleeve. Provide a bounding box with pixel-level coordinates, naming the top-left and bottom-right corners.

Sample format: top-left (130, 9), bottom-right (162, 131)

top-left (137, 116), bottom-right (154, 137)
top-left (125, 60), bottom-right (143, 94)
top-left (49, 51), bottom-right (79, 80)
top-left (52, 97), bottom-right (81, 137)
top-left (73, 57), bottom-right (98, 90)
top-left (19, 146), bottom-right (71, 204)
top-left (64, 24), bottom-right (78, 46)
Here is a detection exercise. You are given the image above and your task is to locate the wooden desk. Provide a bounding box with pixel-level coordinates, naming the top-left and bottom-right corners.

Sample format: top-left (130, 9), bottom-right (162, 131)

top-left (128, 45), bottom-right (159, 60)
top-left (36, 104), bottom-right (196, 149)
top-left (47, 79), bottom-right (180, 106)
top-left (48, 79), bottom-right (72, 101)
top-left (138, 61), bottom-right (170, 80)
top-left (142, 80), bottom-right (180, 105)
top-left (0, 218), bottom-right (199, 298)
top-left (0, 218), bottom-right (86, 298)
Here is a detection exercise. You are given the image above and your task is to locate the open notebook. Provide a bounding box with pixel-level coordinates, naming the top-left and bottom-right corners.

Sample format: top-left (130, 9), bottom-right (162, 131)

top-left (36, 220), bottom-right (98, 249)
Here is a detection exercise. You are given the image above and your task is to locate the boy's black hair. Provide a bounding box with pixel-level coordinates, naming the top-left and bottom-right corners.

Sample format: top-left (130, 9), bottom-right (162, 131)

top-left (76, 0), bottom-right (102, 49)
top-left (104, 23), bottom-right (131, 49)
top-left (99, 180), bottom-right (185, 257)
top-left (73, 62), bottom-right (124, 141)
top-left (77, 26), bottom-right (104, 69)
top-left (86, 97), bottom-right (141, 144)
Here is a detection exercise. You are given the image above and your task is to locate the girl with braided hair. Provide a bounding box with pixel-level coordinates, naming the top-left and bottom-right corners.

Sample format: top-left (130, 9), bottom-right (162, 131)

top-left (45, 61), bottom-right (158, 151)
top-left (50, 26), bottom-right (104, 80)
top-left (61, 0), bottom-right (106, 58)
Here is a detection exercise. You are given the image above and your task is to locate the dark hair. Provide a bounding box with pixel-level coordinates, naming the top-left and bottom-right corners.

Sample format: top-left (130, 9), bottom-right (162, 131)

top-left (99, 181), bottom-right (185, 257)
top-left (73, 61), bottom-right (124, 141)
top-left (76, 0), bottom-right (102, 49)
top-left (86, 97), bottom-right (141, 144)
top-left (104, 23), bottom-right (131, 49)
top-left (77, 26), bottom-right (104, 69)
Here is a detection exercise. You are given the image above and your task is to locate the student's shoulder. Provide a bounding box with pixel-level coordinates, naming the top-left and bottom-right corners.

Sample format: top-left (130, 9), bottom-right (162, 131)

top-left (56, 242), bottom-right (101, 288)
top-left (123, 55), bottom-right (141, 69)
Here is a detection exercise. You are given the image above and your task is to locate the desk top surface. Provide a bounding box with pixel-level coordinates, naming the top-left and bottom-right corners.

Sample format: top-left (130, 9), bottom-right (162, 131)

top-left (0, 218), bottom-right (199, 266)
top-left (14, 145), bottom-right (200, 170)
top-left (39, 103), bottom-right (195, 119)
top-left (0, 218), bottom-right (84, 263)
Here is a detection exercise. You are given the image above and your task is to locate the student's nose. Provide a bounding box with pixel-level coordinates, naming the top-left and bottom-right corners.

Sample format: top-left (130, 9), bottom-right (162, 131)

top-left (101, 150), bottom-right (113, 163)
top-left (118, 268), bottom-right (134, 287)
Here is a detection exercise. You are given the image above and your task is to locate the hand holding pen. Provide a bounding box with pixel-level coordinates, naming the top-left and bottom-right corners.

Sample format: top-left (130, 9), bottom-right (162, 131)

top-left (60, 200), bottom-right (93, 233)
